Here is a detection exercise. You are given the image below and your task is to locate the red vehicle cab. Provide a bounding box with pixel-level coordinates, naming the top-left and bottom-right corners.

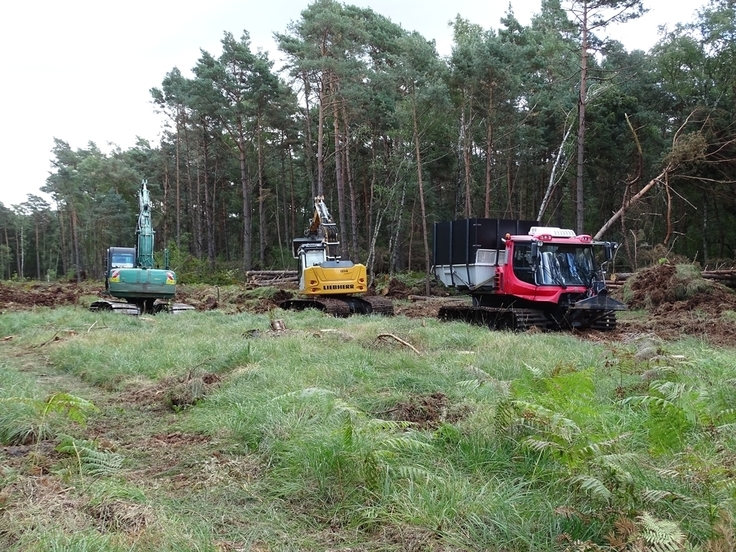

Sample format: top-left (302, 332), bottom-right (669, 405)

top-left (432, 218), bottom-right (626, 331)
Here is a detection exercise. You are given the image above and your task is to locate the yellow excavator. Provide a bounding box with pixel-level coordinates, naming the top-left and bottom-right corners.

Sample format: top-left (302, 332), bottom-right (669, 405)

top-left (279, 196), bottom-right (393, 316)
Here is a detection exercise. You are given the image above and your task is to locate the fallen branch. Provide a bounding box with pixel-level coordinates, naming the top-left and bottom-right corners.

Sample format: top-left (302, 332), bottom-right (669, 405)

top-left (246, 270), bottom-right (298, 282)
top-left (374, 333), bottom-right (421, 355)
top-left (594, 168), bottom-right (667, 240)
top-left (594, 111), bottom-right (701, 241)
top-left (39, 331), bottom-right (60, 347)
top-left (538, 114), bottom-right (574, 221)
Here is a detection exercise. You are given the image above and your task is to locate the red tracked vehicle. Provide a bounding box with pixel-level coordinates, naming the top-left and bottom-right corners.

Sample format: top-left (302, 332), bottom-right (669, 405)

top-left (432, 218), bottom-right (626, 331)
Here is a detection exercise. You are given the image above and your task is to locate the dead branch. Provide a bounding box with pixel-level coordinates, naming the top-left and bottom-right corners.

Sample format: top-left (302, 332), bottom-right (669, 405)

top-left (593, 111), bottom-right (707, 241)
top-left (246, 270), bottom-right (298, 277)
top-left (39, 331), bottom-right (60, 347)
top-left (374, 333), bottom-right (421, 355)
top-left (250, 277), bottom-right (298, 287)
top-left (594, 169), bottom-right (668, 240)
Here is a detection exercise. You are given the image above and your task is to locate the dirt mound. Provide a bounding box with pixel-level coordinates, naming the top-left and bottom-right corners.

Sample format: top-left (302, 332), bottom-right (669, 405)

top-left (626, 263), bottom-right (678, 309)
top-left (0, 282), bottom-right (86, 310)
top-left (171, 285), bottom-right (287, 314)
top-left (385, 278), bottom-right (413, 300)
top-left (382, 392), bottom-right (467, 429)
top-left (115, 372), bottom-right (223, 411)
top-left (272, 289), bottom-right (293, 303)
top-left (383, 277), bottom-right (451, 300)
top-left (622, 263), bottom-right (736, 346)
top-left (626, 263), bottom-right (736, 313)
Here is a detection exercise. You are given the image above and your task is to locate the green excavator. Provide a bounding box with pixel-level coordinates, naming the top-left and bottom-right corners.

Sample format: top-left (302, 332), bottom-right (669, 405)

top-left (90, 180), bottom-right (193, 314)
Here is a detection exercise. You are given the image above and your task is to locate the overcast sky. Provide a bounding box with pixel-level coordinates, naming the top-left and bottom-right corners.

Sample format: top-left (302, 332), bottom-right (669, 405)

top-left (0, 0), bottom-right (705, 208)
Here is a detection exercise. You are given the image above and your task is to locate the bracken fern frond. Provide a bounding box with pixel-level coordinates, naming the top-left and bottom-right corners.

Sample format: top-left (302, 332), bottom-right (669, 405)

top-left (56, 435), bottom-right (123, 477)
top-left (570, 474), bottom-right (612, 501)
top-left (637, 511), bottom-right (687, 551)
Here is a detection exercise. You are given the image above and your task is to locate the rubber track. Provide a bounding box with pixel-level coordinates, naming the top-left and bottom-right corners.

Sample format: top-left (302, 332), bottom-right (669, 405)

top-left (361, 296), bottom-right (395, 315)
top-left (89, 300), bottom-right (140, 315)
top-left (280, 296), bottom-right (394, 316)
top-left (438, 304), bottom-right (617, 332)
top-left (89, 299), bottom-right (195, 315)
top-left (163, 302), bottom-right (196, 314)
top-left (314, 297), bottom-right (355, 316)
top-left (438, 305), bottom-right (550, 331)
top-left (279, 297), bottom-right (348, 316)
top-left (513, 308), bottom-right (551, 331)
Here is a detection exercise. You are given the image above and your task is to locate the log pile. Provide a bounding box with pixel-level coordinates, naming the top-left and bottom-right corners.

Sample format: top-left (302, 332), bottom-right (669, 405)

top-left (702, 269), bottom-right (736, 287)
top-left (246, 270), bottom-right (298, 287)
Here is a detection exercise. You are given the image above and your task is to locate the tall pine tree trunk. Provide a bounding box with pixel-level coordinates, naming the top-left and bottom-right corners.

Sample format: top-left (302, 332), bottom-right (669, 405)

top-left (176, 116), bottom-right (182, 252)
top-left (70, 204), bottom-right (81, 283)
top-left (163, 162), bottom-right (169, 250)
top-left (411, 90), bottom-right (431, 296)
top-left (462, 95), bottom-right (473, 218)
top-left (237, 119), bottom-right (252, 271)
top-left (3, 225), bottom-right (10, 279)
top-left (576, 6), bottom-right (589, 234)
top-left (484, 85), bottom-right (495, 218)
top-left (15, 219), bottom-right (23, 278)
top-left (201, 129), bottom-right (215, 268)
top-left (35, 219), bottom-right (41, 280)
top-left (330, 78), bottom-right (349, 260)
top-left (57, 201), bottom-right (67, 277)
top-left (257, 116), bottom-right (266, 266)
top-left (341, 103), bottom-right (359, 257)
top-left (301, 72), bottom-right (317, 199)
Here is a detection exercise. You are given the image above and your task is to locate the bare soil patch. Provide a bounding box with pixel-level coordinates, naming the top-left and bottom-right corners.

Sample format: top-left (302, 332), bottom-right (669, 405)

top-left (0, 282), bottom-right (85, 310)
top-left (381, 392), bottom-right (468, 429)
top-left (3, 265), bottom-right (736, 348)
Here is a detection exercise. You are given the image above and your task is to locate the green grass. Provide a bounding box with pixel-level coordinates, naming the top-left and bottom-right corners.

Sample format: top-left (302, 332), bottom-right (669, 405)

top-left (1, 306), bottom-right (735, 550)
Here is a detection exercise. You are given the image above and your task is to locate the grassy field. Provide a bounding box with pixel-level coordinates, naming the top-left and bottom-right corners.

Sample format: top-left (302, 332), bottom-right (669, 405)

top-left (1, 305), bottom-right (735, 551)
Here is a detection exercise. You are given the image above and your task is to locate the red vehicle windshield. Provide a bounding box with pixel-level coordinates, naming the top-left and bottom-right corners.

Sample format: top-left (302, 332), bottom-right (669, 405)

top-left (513, 243), bottom-right (595, 287)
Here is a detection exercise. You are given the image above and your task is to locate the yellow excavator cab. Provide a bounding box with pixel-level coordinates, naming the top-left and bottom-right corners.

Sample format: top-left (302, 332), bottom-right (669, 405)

top-left (301, 260), bottom-right (367, 296)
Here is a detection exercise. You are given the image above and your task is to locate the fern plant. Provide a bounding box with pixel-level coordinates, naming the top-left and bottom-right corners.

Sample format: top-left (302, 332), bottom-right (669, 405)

top-left (497, 397), bottom-right (637, 502)
top-left (264, 387), bottom-right (432, 509)
top-left (0, 392), bottom-right (98, 446)
top-left (491, 365), bottom-right (653, 511)
top-left (622, 380), bottom-right (710, 454)
top-left (606, 512), bottom-right (689, 551)
top-left (55, 434), bottom-right (124, 478)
